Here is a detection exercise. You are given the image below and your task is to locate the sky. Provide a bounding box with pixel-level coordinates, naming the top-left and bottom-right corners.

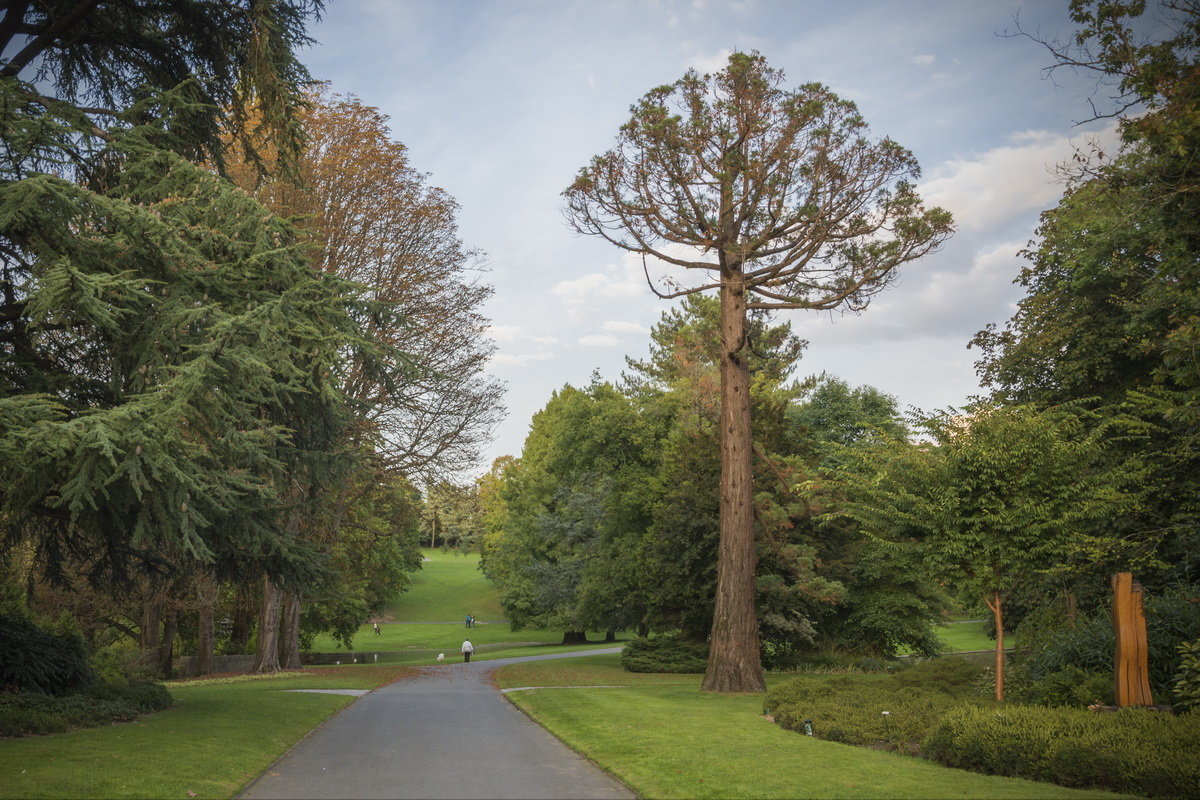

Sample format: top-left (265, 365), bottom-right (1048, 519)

top-left (302, 0), bottom-right (1132, 476)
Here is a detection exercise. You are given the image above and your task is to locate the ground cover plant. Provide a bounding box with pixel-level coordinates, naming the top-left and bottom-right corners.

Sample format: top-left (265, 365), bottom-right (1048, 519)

top-left (926, 704), bottom-right (1200, 799)
top-left (0, 664), bottom-right (413, 799)
top-left (497, 653), bottom-right (1128, 800)
top-left (0, 682), bottom-right (172, 738)
top-left (764, 657), bottom-right (987, 750)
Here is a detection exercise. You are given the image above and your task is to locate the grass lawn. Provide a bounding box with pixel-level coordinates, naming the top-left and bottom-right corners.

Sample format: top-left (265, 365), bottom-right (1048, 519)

top-left (306, 547), bottom-right (619, 661)
top-left (0, 665), bottom-right (413, 800)
top-left (380, 547), bottom-right (505, 622)
top-left (498, 655), bottom-right (1131, 800)
top-left (936, 618), bottom-right (1012, 653)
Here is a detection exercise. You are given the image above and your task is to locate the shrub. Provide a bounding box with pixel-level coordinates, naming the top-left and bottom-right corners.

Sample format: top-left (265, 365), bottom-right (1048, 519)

top-left (764, 664), bottom-right (987, 749)
top-left (893, 657), bottom-right (985, 696)
top-left (0, 707), bottom-right (67, 737)
top-left (1173, 638), bottom-right (1200, 713)
top-left (82, 681), bottom-right (173, 713)
top-left (0, 681), bottom-right (172, 737)
top-left (621, 635), bottom-right (708, 673)
top-left (0, 614), bottom-right (94, 695)
top-left (1025, 665), bottom-right (1114, 708)
top-left (924, 704), bottom-right (1200, 798)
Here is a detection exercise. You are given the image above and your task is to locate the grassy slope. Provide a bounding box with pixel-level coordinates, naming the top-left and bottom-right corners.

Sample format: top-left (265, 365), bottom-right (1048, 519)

top-left (305, 548), bottom-right (614, 658)
top-left (499, 655), bottom-right (1130, 800)
top-left (379, 548), bottom-right (505, 622)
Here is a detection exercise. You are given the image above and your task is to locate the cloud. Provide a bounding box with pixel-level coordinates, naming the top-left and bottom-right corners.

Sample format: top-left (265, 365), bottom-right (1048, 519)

top-left (602, 320), bottom-right (649, 334)
top-left (579, 334), bottom-right (620, 347)
top-left (487, 325), bottom-right (557, 345)
top-left (912, 53), bottom-right (936, 66)
top-left (685, 48), bottom-right (732, 74)
top-left (919, 125), bottom-right (1121, 232)
top-left (491, 351), bottom-right (554, 367)
top-left (553, 248), bottom-right (714, 309)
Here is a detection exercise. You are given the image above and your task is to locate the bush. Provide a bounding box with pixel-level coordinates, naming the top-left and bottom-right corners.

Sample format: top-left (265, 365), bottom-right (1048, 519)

top-left (924, 704), bottom-right (1200, 798)
top-left (82, 681), bottom-right (173, 713)
top-left (893, 657), bottom-right (985, 696)
top-left (1017, 591), bottom-right (1200, 700)
top-left (1024, 665), bottom-right (1114, 708)
top-left (1173, 639), bottom-right (1200, 713)
top-left (0, 681), bottom-right (172, 737)
top-left (621, 636), bottom-right (708, 673)
top-left (0, 707), bottom-right (67, 737)
top-left (0, 614), bottom-right (94, 695)
top-left (764, 662), bottom-right (988, 749)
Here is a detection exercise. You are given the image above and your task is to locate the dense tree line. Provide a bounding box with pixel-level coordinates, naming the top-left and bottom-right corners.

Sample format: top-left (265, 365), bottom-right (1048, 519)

top-left (0, 2), bottom-right (499, 678)
top-left (481, 295), bottom-right (946, 660)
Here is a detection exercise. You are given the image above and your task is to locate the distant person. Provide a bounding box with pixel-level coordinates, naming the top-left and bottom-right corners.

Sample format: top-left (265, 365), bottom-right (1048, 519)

top-left (470, 614), bottom-right (476, 627)
top-left (461, 639), bottom-right (475, 663)
top-left (373, 622), bottom-right (380, 635)
top-left (465, 614), bottom-right (472, 628)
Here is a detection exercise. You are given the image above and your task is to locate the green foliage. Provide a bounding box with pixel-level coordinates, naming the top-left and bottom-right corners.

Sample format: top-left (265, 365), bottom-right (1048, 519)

top-left (1014, 592), bottom-right (1200, 700)
top-left (0, 681), bottom-right (170, 737)
top-left (621, 636), bottom-right (709, 673)
top-left (1172, 638), bottom-right (1200, 713)
top-left (924, 703), bottom-right (1200, 798)
top-left (0, 614), bottom-right (93, 695)
top-left (1020, 665), bottom-right (1115, 709)
top-left (765, 659), bottom-right (987, 748)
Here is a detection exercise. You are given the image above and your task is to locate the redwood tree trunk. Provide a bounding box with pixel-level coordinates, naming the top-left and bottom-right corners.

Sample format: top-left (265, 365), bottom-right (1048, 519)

top-left (278, 590), bottom-right (303, 670)
top-left (986, 591), bottom-right (1005, 701)
top-left (196, 573), bottom-right (217, 676)
top-left (253, 575), bottom-right (282, 673)
top-left (701, 271), bottom-right (766, 694)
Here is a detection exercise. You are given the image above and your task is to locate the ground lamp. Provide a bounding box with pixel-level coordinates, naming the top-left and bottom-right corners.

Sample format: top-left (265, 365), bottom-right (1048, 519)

top-left (881, 710), bottom-right (891, 738)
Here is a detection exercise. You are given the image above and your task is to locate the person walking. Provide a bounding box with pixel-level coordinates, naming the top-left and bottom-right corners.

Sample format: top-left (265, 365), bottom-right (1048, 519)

top-left (373, 622), bottom-right (380, 635)
top-left (461, 639), bottom-right (474, 663)
top-left (465, 614), bottom-right (472, 628)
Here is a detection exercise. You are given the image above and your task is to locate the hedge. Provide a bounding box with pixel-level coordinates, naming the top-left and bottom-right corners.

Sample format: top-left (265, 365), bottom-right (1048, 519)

top-left (924, 704), bottom-right (1200, 799)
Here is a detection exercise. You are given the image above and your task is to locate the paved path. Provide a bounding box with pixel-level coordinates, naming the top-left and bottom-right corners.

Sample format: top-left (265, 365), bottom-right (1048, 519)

top-left (239, 648), bottom-right (634, 800)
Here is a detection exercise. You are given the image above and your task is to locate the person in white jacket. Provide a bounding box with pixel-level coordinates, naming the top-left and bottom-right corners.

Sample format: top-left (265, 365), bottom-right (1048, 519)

top-left (461, 639), bottom-right (475, 663)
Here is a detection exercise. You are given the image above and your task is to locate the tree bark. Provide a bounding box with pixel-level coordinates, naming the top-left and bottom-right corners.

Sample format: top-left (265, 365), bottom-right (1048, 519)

top-left (195, 573), bottom-right (217, 676)
top-left (230, 583), bottom-right (254, 654)
top-left (702, 271), bottom-right (766, 694)
top-left (986, 590), bottom-right (1005, 701)
top-left (138, 590), bottom-right (162, 674)
top-left (561, 630), bottom-right (587, 645)
top-left (278, 590), bottom-right (303, 670)
top-left (253, 575), bottom-right (282, 673)
top-left (158, 606), bottom-right (177, 678)
top-left (605, 628), bottom-right (617, 643)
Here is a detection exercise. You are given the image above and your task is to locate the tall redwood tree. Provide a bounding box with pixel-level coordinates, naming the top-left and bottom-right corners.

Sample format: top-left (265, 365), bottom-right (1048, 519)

top-left (564, 51), bottom-right (952, 692)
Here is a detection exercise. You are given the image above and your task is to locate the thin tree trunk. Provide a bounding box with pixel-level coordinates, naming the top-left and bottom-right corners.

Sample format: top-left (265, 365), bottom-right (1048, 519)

top-left (986, 590), bottom-right (1005, 701)
top-left (278, 590), bottom-right (303, 670)
top-left (158, 606), bottom-right (177, 677)
top-left (138, 588), bottom-right (162, 674)
top-left (253, 575), bottom-right (282, 673)
top-left (702, 271), bottom-right (766, 694)
top-left (230, 584), bottom-right (254, 654)
top-left (196, 573), bottom-right (217, 676)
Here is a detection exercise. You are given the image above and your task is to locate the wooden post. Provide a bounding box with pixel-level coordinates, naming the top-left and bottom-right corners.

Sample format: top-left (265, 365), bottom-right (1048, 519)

top-left (1112, 572), bottom-right (1153, 707)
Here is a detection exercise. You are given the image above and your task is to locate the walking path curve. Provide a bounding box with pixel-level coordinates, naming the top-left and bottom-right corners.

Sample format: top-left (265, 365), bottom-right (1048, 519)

top-left (239, 647), bottom-right (634, 800)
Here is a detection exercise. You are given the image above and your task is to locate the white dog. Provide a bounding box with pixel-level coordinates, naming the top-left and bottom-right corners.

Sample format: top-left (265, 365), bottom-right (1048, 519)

top-left (436, 653), bottom-right (445, 663)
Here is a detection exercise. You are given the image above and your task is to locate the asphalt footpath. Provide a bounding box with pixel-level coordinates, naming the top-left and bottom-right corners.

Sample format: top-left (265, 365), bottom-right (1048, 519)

top-left (238, 647), bottom-right (635, 800)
